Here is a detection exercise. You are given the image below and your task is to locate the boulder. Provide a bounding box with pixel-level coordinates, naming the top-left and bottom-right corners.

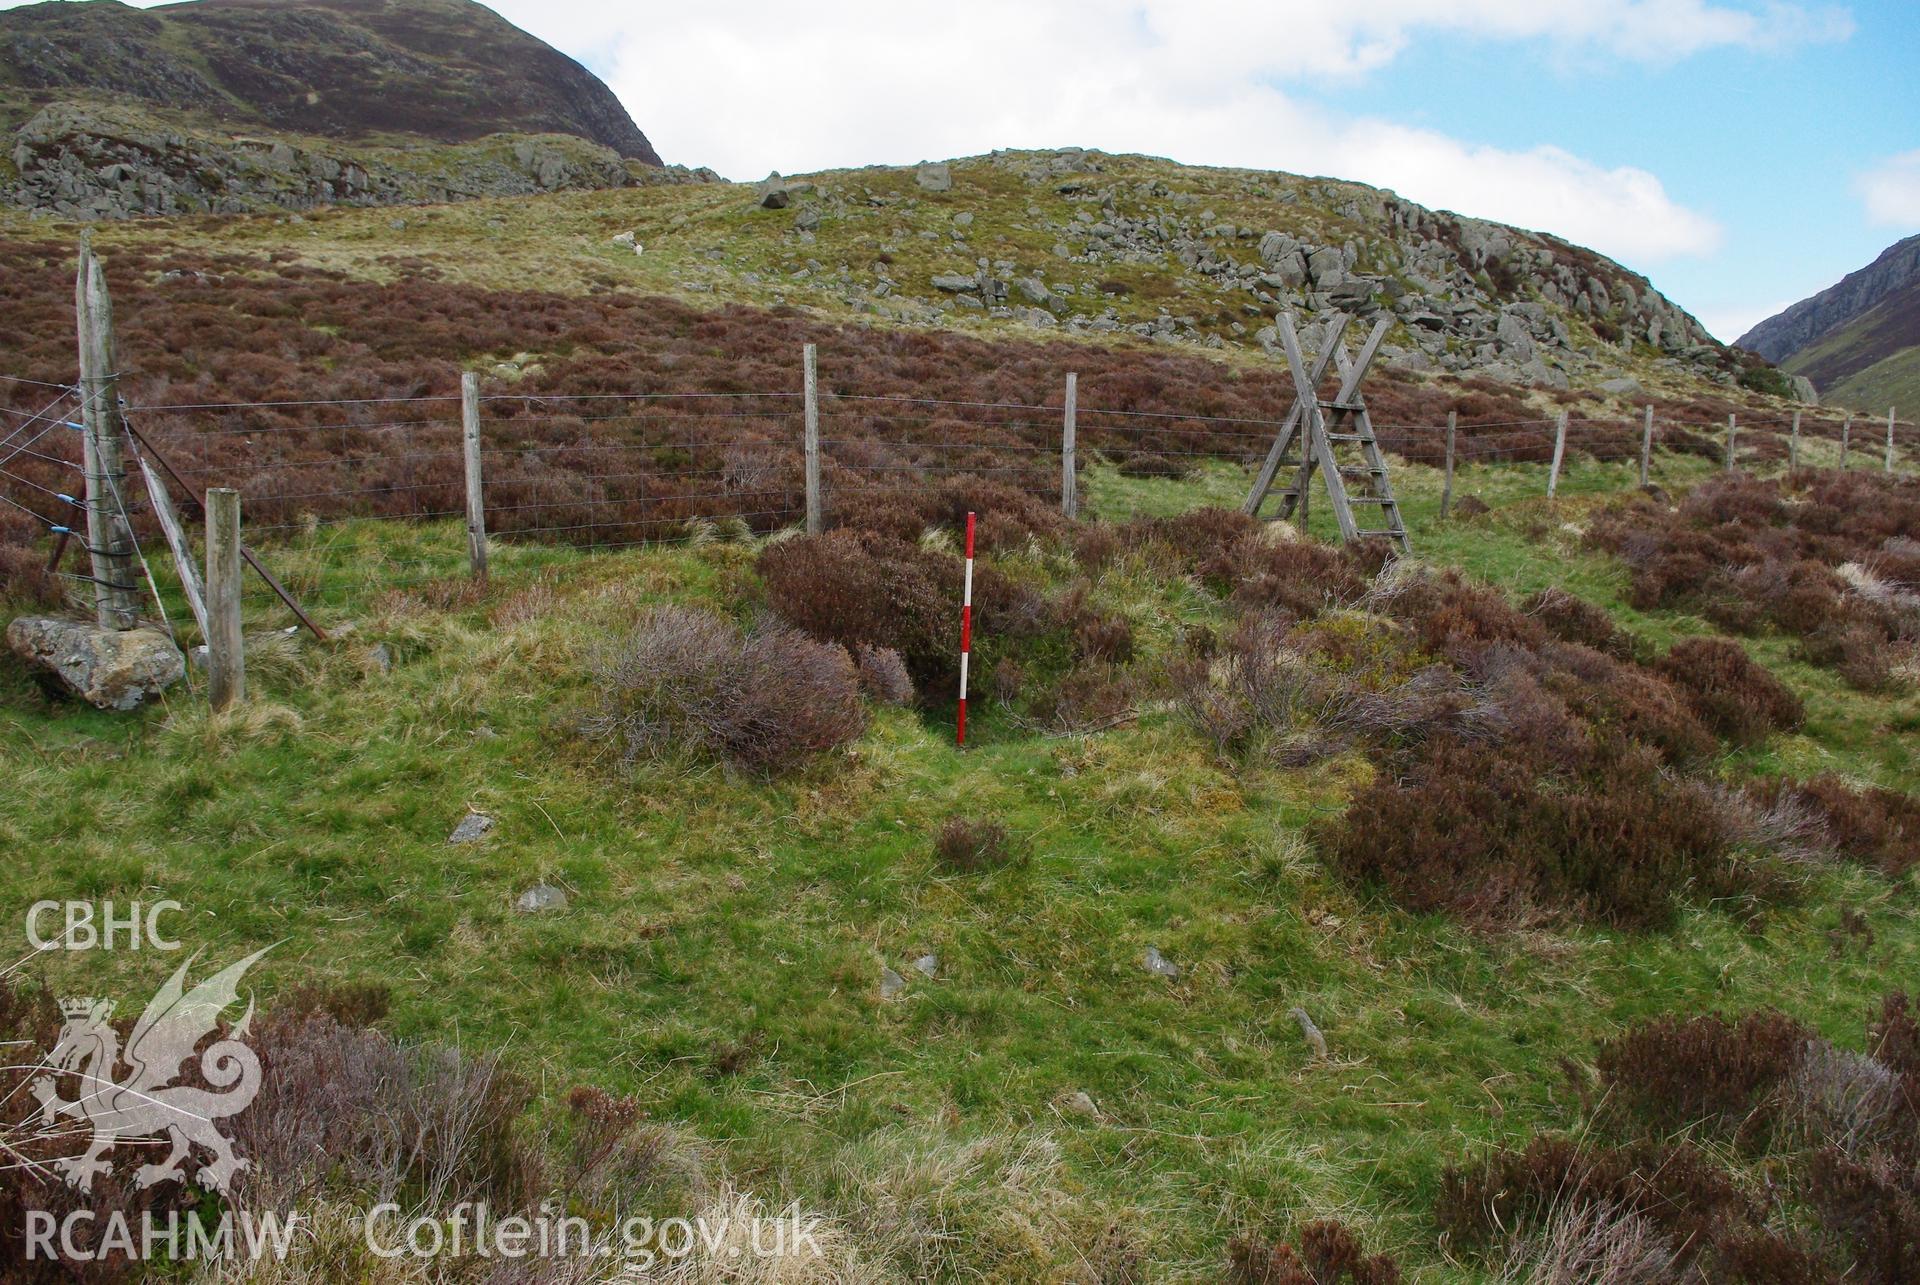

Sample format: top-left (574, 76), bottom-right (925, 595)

top-left (930, 273), bottom-right (978, 293)
top-left (1143, 946), bottom-right (1180, 979)
top-left (514, 883), bottom-right (568, 913)
top-left (7, 618), bottom-right (183, 710)
top-left (916, 163), bottom-right (952, 192)
top-left (1305, 245), bottom-right (1345, 289)
top-left (448, 812), bottom-right (496, 844)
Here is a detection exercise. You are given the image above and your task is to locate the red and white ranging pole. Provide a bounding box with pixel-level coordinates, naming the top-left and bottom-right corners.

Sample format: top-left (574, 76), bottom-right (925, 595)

top-left (957, 511), bottom-right (975, 747)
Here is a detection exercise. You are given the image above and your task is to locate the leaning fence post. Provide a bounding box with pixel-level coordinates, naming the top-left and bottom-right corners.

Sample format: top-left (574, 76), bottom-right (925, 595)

top-left (1639, 405), bottom-right (1654, 487)
top-left (1061, 372), bottom-right (1078, 519)
top-left (1546, 411), bottom-right (1568, 498)
top-left (460, 371), bottom-right (488, 580)
top-left (1888, 408), bottom-right (1898, 473)
top-left (1439, 409), bottom-right (1457, 519)
top-left (1789, 410), bottom-right (1801, 472)
top-left (803, 343), bottom-right (821, 535)
top-left (1725, 414), bottom-right (1737, 471)
top-left (206, 487), bottom-right (244, 711)
top-left (1841, 416), bottom-right (1852, 467)
top-left (74, 237), bottom-right (140, 631)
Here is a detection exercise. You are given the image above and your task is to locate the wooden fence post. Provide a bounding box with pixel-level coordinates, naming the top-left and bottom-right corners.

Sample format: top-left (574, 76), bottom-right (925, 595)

top-left (1439, 409), bottom-right (1456, 519)
top-left (1841, 416), bottom-right (1852, 467)
top-left (1061, 372), bottom-right (1078, 519)
top-left (1726, 414), bottom-right (1737, 471)
top-left (803, 343), bottom-right (821, 535)
top-left (1546, 411), bottom-right (1569, 498)
top-left (460, 371), bottom-right (488, 580)
top-left (1639, 405), bottom-right (1654, 487)
top-left (1889, 408), bottom-right (1898, 473)
top-left (206, 487), bottom-right (244, 711)
top-left (1789, 410), bottom-right (1801, 471)
top-left (74, 237), bottom-right (140, 631)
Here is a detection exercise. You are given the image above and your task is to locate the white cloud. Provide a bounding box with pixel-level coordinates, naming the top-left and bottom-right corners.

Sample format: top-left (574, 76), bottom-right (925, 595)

top-left (1858, 150), bottom-right (1920, 229)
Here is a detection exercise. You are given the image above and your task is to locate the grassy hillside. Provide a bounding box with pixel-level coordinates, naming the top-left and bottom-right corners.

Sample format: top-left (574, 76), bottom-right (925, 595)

top-left (4, 448), bottom-right (1916, 1280)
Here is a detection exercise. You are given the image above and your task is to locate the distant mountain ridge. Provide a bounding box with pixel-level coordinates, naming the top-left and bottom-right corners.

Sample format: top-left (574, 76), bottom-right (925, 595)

top-left (0, 0), bottom-right (661, 162)
top-left (1738, 235), bottom-right (1920, 414)
top-left (0, 0), bottom-right (718, 218)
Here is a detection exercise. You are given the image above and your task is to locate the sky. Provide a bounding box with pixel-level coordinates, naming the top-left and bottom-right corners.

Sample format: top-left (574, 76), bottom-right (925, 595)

top-left (13, 0), bottom-right (1918, 344)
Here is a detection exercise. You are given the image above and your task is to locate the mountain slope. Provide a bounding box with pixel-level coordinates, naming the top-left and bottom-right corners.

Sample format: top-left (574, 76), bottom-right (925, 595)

top-left (0, 0), bottom-right (714, 218)
top-left (1738, 234), bottom-right (1920, 412)
top-left (0, 0), bottom-right (661, 162)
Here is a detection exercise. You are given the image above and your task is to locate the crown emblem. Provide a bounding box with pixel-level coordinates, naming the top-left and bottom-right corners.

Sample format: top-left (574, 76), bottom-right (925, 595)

top-left (59, 997), bottom-right (112, 1021)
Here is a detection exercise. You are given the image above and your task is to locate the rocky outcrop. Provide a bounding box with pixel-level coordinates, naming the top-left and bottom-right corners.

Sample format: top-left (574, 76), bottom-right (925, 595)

top-left (7, 616), bottom-right (183, 710)
top-left (936, 151), bottom-right (1718, 387)
top-left (1738, 234), bottom-right (1920, 363)
top-left (4, 102), bottom-right (718, 219)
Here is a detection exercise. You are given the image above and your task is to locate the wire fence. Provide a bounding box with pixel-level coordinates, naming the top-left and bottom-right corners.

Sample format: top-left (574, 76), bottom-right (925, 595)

top-left (2, 356), bottom-right (1914, 626)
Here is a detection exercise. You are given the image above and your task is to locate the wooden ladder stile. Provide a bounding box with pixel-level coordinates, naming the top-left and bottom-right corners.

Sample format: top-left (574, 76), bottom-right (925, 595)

top-left (1262, 312), bottom-right (1409, 553)
top-left (1241, 312), bottom-right (1350, 518)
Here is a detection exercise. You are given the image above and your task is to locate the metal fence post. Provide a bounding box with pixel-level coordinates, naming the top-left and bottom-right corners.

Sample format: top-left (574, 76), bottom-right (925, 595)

top-left (1440, 409), bottom-right (1456, 519)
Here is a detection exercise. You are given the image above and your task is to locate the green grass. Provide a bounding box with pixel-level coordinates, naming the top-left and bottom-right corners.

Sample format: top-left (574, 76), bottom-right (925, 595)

top-left (2, 455), bottom-right (1915, 1279)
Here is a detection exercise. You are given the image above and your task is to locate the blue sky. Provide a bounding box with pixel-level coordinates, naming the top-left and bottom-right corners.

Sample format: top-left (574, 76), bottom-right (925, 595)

top-left (9, 0), bottom-right (1916, 343)
top-left (1302, 1), bottom-right (1920, 339)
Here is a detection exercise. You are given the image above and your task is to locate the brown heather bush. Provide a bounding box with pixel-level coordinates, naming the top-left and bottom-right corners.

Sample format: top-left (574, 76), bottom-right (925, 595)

top-left (233, 1001), bottom-right (540, 1212)
top-left (933, 816), bottom-right (1013, 873)
top-left (1060, 587), bottom-right (1135, 664)
top-left (0, 978), bottom-right (555, 1280)
top-left (1437, 1136), bottom-right (1753, 1269)
top-left (853, 644), bottom-right (915, 706)
top-left (1325, 736), bottom-right (1731, 928)
top-left (1523, 586), bottom-right (1635, 660)
top-left (1872, 991), bottom-right (1920, 1083)
top-left (759, 531), bottom-right (952, 686)
top-left (1027, 663), bottom-right (1141, 733)
top-left (585, 605), bottom-right (865, 774)
top-left (1586, 471), bottom-right (1920, 683)
top-left (1437, 993), bottom-right (1920, 1283)
top-left (1594, 1010), bottom-right (1812, 1138)
top-left (1805, 618), bottom-right (1898, 690)
top-left (1753, 775), bottom-right (1920, 877)
top-left (759, 530), bottom-right (1048, 693)
top-left (1226, 1219), bottom-right (1402, 1284)
top-left (1210, 534), bottom-right (1379, 617)
top-left (1386, 569), bottom-right (1548, 659)
top-left (1654, 637), bottom-right (1804, 744)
